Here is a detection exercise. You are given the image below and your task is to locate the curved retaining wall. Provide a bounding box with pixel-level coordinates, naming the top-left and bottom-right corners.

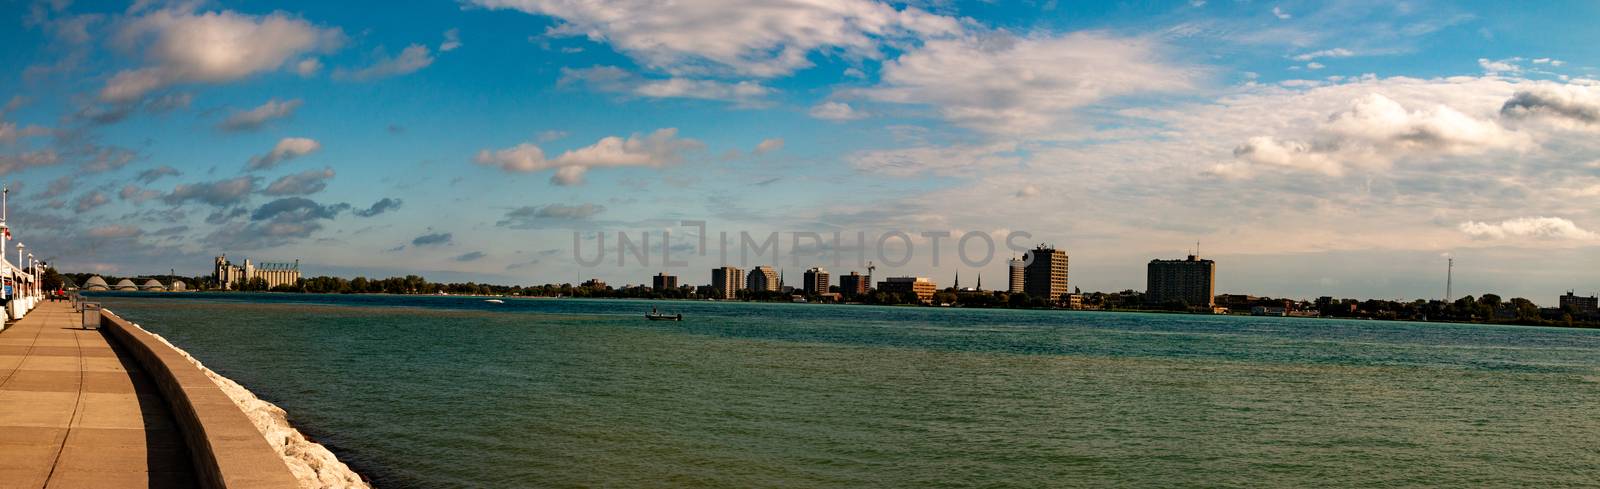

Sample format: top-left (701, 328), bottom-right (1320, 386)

top-left (101, 309), bottom-right (303, 489)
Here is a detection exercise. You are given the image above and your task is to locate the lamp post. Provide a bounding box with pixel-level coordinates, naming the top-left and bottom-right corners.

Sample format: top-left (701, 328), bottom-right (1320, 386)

top-left (26, 252), bottom-right (34, 299)
top-left (16, 243), bottom-right (24, 303)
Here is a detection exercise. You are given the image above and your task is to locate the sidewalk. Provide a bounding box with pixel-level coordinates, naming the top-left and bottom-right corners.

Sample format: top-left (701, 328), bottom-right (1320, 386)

top-left (0, 301), bottom-right (198, 489)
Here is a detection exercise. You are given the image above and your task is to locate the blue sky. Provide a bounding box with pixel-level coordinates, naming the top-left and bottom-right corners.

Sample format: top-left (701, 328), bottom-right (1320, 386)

top-left (2, 0), bottom-right (1599, 301)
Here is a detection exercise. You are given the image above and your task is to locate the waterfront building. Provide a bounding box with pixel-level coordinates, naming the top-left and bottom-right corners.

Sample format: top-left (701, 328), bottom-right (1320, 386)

top-left (652, 273), bottom-right (678, 291)
top-left (170, 280), bottom-right (188, 292)
top-left (1560, 291), bottom-right (1598, 316)
top-left (581, 278), bottom-right (607, 289)
top-left (140, 279), bottom-right (165, 291)
top-left (1147, 254), bottom-right (1217, 307)
top-left (839, 271), bottom-right (869, 296)
top-left (803, 267), bottom-right (830, 295)
top-left (710, 266), bottom-right (743, 299)
top-left (213, 255), bottom-right (301, 290)
top-left (113, 279), bottom-right (137, 291)
top-left (746, 266), bottom-right (779, 292)
top-left (878, 276), bottom-right (936, 303)
top-left (1023, 246), bottom-right (1068, 302)
top-left (1008, 257), bottom-right (1024, 293)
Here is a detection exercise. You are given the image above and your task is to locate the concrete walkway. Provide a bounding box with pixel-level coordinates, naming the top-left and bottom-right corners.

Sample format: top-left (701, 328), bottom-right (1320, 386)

top-left (0, 301), bottom-right (198, 489)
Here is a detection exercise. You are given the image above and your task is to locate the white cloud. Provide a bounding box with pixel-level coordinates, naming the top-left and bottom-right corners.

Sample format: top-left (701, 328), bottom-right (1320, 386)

top-left (295, 58), bottom-right (322, 77)
top-left (1306, 62), bottom-right (1325, 70)
top-left (1215, 91), bottom-right (1530, 177)
top-left (1292, 48), bottom-right (1354, 61)
top-left (1478, 57), bottom-right (1522, 74)
top-left (474, 128), bottom-right (705, 185)
top-left (247, 137), bottom-right (322, 171)
top-left (101, 7), bottom-right (343, 103)
top-left (850, 142), bottom-right (1019, 177)
top-left (470, 0), bottom-right (960, 78)
top-left (440, 28), bottom-right (461, 52)
top-left (264, 167), bottom-right (336, 195)
top-left (1532, 58), bottom-right (1565, 67)
top-left (754, 138), bottom-right (784, 155)
top-left (218, 98), bottom-right (302, 131)
top-left (1015, 184), bottom-right (1039, 198)
top-left (1272, 6), bottom-right (1291, 19)
top-left (1459, 217), bottom-right (1597, 240)
top-left (809, 101), bottom-right (867, 121)
top-left (559, 66), bottom-right (773, 106)
top-left (857, 32), bottom-right (1194, 135)
top-left (336, 44), bottom-right (434, 81)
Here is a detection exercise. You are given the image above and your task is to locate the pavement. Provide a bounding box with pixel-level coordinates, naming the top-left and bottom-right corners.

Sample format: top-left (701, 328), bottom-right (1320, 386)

top-left (0, 301), bottom-right (198, 489)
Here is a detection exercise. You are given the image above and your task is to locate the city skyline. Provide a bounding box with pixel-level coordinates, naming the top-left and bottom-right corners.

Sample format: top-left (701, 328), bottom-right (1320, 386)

top-left (2, 0), bottom-right (1599, 300)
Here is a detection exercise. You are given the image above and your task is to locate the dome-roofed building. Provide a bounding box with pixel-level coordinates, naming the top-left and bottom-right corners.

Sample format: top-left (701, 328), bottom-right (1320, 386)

top-left (84, 276), bottom-right (110, 291)
top-left (170, 280), bottom-right (188, 292)
top-left (140, 279), bottom-right (165, 292)
top-left (113, 279), bottom-right (138, 291)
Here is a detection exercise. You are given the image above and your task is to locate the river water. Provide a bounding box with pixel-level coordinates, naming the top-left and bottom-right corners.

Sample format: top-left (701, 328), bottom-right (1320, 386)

top-left (91, 293), bottom-right (1600, 488)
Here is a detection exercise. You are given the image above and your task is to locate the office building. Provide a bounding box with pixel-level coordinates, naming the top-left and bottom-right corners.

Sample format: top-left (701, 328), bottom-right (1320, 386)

top-left (802, 267), bottom-right (830, 295)
top-left (878, 276), bottom-right (937, 303)
top-left (1023, 246), bottom-right (1068, 301)
top-left (1147, 254), bottom-right (1216, 307)
top-left (710, 266), bottom-right (742, 299)
top-left (1008, 257), bottom-right (1025, 293)
top-left (746, 266), bottom-right (779, 292)
top-left (839, 271), bottom-right (869, 296)
top-left (651, 273), bottom-right (677, 291)
top-left (1560, 291), bottom-right (1598, 315)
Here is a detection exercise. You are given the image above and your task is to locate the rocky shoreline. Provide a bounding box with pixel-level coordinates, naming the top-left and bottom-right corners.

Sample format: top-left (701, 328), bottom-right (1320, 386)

top-left (127, 319), bottom-right (371, 489)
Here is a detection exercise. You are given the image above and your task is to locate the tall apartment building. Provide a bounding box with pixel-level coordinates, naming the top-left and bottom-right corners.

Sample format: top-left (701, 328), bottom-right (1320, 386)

top-left (1007, 257), bottom-right (1025, 293)
top-left (1559, 291), bottom-right (1598, 316)
top-left (651, 272), bottom-right (678, 291)
top-left (710, 266), bottom-right (743, 299)
top-left (1023, 246), bottom-right (1068, 301)
top-left (1146, 254), bottom-right (1216, 307)
top-left (877, 277), bottom-right (937, 303)
top-left (839, 271), bottom-right (869, 296)
top-left (746, 266), bottom-right (779, 292)
top-left (802, 267), bottom-right (831, 295)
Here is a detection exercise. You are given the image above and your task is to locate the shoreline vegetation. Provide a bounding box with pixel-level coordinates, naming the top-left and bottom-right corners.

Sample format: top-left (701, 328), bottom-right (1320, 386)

top-left (72, 271), bottom-right (1600, 330)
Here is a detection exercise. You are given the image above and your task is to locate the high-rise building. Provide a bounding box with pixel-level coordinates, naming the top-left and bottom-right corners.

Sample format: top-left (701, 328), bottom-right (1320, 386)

top-left (746, 266), bottom-right (779, 292)
top-left (711, 266), bottom-right (743, 299)
top-left (1559, 291), bottom-right (1598, 316)
top-left (839, 271), bottom-right (869, 296)
top-left (1147, 254), bottom-right (1216, 307)
top-left (802, 267), bottom-right (830, 295)
top-left (1023, 246), bottom-right (1068, 301)
top-left (1007, 257), bottom-right (1025, 293)
top-left (651, 273), bottom-right (677, 291)
top-left (877, 277), bottom-right (937, 303)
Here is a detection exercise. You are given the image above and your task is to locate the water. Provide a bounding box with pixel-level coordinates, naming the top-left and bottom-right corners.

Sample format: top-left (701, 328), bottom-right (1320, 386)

top-left (89, 293), bottom-right (1600, 488)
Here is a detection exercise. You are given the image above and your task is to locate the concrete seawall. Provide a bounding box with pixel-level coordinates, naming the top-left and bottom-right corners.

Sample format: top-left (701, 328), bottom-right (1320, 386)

top-left (100, 309), bottom-right (369, 489)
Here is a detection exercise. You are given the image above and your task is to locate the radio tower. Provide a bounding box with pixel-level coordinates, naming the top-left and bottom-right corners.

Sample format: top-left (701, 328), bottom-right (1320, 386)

top-left (1444, 258), bottom-right (1453, 302)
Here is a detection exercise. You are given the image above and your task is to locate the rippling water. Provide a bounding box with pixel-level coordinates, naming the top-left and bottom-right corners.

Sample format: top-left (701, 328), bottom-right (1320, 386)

top-left (90, 292), bottom-right (1600, 488)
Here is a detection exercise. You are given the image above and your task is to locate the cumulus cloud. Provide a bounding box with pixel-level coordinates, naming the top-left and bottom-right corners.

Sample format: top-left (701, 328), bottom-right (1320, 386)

top-left (1459, 217), bottom-right (1597, 240)
top-left (411, 232), bottom-right (453, 246)
top-left (440, 28), bottom-right (461, 52)
top-left (809, 101), bottom-right (867, 121)
top-left (497, 203), bottom-right (605, 229)
top-left (247, 137), bottom-right (321, 171)
top-left (753, 138), bottom-right (784, 155)
top-left (119, 184), bottom-right (162, 203)
top-left (219, 98), bottom-right (302, 131)
top-left (136, 165), bottom-right (181, 183)
top-left (856, 32), bottom-right (1194, 134)
top-left (559, 66), bottom-right (772, 106)
top-left (295, 58), bottom-right (322, 76)
top-left (0, 150), bottom-right (61, 176)
top-left (263, 167), bottom-right (335, 195)
top-left (335, 44), bottom-right (434, 81)
top-left (100, 7), bottom-right (343, 103)
top-left (471, 0), bottom-right (959, 78)
top-left (1272, 6), bottom-right (1291, 19)
top-left (251, 197), bottom-right (347, 221)
top-left (164, 176), bottom-right (257, 206)
top-left (1478, 57), bottom-right (1522, 74)
top-left (354, 197), bottom-right (402, 217)
top-left (474, 128), bottom-right (703, 185)
top-left (1215, 93), bottom-right (1528, 177)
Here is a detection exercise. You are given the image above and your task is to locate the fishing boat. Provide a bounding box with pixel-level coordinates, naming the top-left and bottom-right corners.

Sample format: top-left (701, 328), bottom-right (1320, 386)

top-left (645, 308), bottom-right (682, 321)
top-left (485, 299), bottom-right (505, 304)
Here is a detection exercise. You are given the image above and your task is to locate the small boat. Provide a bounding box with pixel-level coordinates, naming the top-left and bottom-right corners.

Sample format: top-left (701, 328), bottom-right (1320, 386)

top-left (643, 311), bottom-right (681, 322)
top-left (485, 299), bottom-right (505, 304)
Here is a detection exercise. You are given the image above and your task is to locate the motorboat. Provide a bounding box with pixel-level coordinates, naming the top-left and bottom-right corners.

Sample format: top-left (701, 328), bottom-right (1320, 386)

top-left (645, 308), bottom-right (682, 321)
top-left (485, 299), bottom-right (505, 304)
